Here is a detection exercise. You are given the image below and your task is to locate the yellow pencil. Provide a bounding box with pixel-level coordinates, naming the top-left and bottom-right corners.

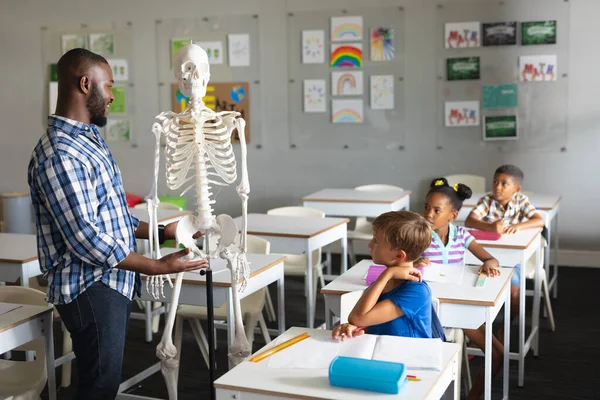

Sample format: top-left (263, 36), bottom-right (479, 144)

top-left (249, 332), bottom-right (310, 362)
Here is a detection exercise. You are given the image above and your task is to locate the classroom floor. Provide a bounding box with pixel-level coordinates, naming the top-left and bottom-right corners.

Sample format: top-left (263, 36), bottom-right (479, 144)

top-left (43, 259), bottom-right (600, 400)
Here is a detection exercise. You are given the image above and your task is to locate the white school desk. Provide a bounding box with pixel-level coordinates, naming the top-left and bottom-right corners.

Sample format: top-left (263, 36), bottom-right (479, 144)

top-left (129, 207), bottom-right (192, 225)
top-left (0, 233), bottom-right (40, 286)
top-left (0, 302), bottom-right (56, 400)
top-left (302, 188), bottom-right (412, 217)
top-left (116, 253), bottom-right (286, 399)
top-left (234, 213), bottom-right (349, 329)
top-left (464, 227), bottom-right (543, 387)
top-left (461, 192), bottom-right (561, 299)
top-left (214, 327), bottom-right (461, 400)
top-left (302, 188), bottom-right (411, 274)
top-left (320, 260), bottom-right (512, 400)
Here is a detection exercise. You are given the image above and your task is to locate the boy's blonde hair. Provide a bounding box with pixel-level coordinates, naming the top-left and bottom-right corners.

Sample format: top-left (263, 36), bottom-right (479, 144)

top-left (372, 211), bottom-right (432, 261)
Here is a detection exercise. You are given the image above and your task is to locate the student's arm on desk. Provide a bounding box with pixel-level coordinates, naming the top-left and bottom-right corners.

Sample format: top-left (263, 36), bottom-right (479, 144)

top-left (504, 212), bottom-right (544, 234)
top-left (465, 213), bottom-right (504, 233)
top-left (467, 241), bottom-right (500, 277)
top-left (348, 267), bottom-right (421, 327)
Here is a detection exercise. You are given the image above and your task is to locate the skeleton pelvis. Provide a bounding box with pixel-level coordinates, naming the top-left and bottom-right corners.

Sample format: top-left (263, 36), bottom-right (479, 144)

top-left (174, 213), bottom-right (239, 256)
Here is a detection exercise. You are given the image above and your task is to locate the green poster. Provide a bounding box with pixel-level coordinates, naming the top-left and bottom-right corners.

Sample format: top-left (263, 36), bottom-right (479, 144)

top-left (521, 21), bottom-right (556, 45)
top-left (447, 57), bottom-right (480, 81)
top-left (171, 38), bottom-right (192, 67)
top-left (483, 84), bottom-right (518, 109)
top-left (50, 64), bottom-right (58, 82)
top-left (483, 116), bottom-right (517, 140)
top-left (110, 86), bottom-right (126, 114)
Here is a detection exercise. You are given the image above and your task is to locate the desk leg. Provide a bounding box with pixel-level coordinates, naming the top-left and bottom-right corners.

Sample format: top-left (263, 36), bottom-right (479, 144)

top-left (306, 241), bottom-right (314, 329)
top-left (326, 247), bottom-right (332, 276)
top-left (533, 245), bottom-right (542, 357)
top-left (484, 307), bottom-right (492, 400)
top-left (340, 231), bottom-right (348, 274)
top-left (144, 301), bottom-right (153, 343)
top-left (277, 274), bottom-right (285, 335)
top-left (552, 213), bottom-right (559, 299)
top-left (324, 296), bottom-right (332, 330)
top-left (44, 312), bottom-right (57, 400)
top-left (503, 285), bottom-right (510, 400)
top-left (518, 252), bottom-right (526, 387)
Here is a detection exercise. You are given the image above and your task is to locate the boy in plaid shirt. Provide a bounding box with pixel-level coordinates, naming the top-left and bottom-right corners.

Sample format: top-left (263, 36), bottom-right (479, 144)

top-left (466, 164), bottom-right (544, 322)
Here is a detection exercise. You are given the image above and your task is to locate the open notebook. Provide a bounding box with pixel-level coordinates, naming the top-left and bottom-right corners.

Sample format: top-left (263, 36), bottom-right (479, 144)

top-left (268, 334), bottom-right (442, 371)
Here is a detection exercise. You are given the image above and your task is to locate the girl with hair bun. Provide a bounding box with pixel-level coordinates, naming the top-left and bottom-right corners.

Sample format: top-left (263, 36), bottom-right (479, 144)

top-left (419, 177), bottom-right (502, 400)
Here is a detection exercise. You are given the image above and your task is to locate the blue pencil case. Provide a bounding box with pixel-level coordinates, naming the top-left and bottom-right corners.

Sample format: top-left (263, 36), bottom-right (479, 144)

top-left (329, 356), bottom-right (408, 394)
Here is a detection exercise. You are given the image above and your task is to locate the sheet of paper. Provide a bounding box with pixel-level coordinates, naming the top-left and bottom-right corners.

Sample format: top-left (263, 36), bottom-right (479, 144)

top-left (0, 303), bottom-right (23, 316)
top-left (423, 264), bottom-right (465, 284)
top-left (339, 333), bottom-right (378, 359)
top-left (372, 336), bottom-right (442, 370)
top-left (267, 335), bottom-right (341, 369)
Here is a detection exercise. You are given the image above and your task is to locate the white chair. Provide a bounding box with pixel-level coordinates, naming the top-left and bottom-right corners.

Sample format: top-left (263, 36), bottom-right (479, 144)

top-left (174, 234), bottom-right (273, 368)
top-left (0, 286), bottom-right (49, 399)
top-left (133, 201), bottom-right (184, 341)
top-left (266, 206), bottom-right (326, 322)
top-left (28, 277), bottom-right (73, 389)
top-left (432, 296), bottom-right (472, 398)
top-left (348, 185), bottom-right (403, 266)
top-left (443, 174), bottom-right (486, 193)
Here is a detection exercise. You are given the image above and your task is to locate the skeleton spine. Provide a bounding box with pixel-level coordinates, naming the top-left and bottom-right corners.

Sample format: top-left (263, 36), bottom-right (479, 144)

top-left (192, 99), bottom-right (215, 231)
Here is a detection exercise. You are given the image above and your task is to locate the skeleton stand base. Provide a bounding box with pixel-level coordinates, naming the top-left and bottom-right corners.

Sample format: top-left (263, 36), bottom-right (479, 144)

top-left (200, 265), bottom-right (216, 400)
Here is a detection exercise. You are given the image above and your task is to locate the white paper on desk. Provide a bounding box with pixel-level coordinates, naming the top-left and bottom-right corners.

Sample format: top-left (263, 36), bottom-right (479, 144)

top-left (423, 263), bottom-right (464, 284)
top-left (372, 336), bottom-right (442, 370)
top-left (339, 334), bottom-right (378, 359)
top-left (0, 303), bottom-right (22, 316)
top-left (267, 336), bottom-right (341, 369)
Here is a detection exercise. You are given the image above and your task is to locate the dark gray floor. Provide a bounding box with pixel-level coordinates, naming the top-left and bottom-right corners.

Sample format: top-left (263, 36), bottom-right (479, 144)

top-left (43, 260), bottom-right (600, 399)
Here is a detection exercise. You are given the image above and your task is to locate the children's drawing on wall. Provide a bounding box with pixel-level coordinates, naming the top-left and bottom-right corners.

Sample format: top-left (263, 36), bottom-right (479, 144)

top-left (331, 16), bottom-right (363, 42)
top-left (331, 71), bottom-right (363, 96)
top-left (228, 34), bottom-right (250, 67)
top-left (208, 82), bottom-right (251, 143)
top-left (370, 27), bottom-right (394, 61)
top-left (444, 101), bottom-right (480, 127)
top-left (171, 38), bottom-right (192, 68)
top-left (110, 86), bottom-right (126, 114)
top-left (331, 43), bottom-right (362, 68)
top-left (483, 116), bottom-right (518, 141)
top-left (196, 41), bottom-right (224, 64)
top-left (302, 30), bottom-right (325, 64)
top-left (482, 22), bottom-right (517, 46)
top-left (521, 21), bottom-right (557, 45)
top-left (171, 83), bottom-right (189, 112)
top-left (106, 119), bottom-right (131, 142)
top-left (61, 34), bottom-right (88, 55)
top-left (446, 57), bottom-right (480, 81)
top-left (370, 75), bottom-right (394, 110)
top-left (445, 22), bottom-right (480, 48)
top-left (332, 99), bottom-right (364, 123)
top-left (519, 55), bottom-right (557, 82)
top-left (89, 32), bottom-right (115, 57)
top-left (303, 79), bottom-right (326, 112)
top-left (107, 59), bottom-right (129, 81)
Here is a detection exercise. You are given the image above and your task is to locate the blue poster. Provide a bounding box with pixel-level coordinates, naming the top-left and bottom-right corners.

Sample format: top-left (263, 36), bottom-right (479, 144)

top-left (482, 84), bottom-right (518, 109)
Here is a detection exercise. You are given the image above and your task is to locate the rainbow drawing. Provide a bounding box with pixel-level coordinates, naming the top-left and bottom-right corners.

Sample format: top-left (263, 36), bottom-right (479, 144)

top-left (332, 99), bottom-right (363, 123)
top-left (330, 44), bottom-right (362, 68)
top-left (331, 16), bottom-right (363, 42)
top-left (331, 71), bottom-right (363, 96)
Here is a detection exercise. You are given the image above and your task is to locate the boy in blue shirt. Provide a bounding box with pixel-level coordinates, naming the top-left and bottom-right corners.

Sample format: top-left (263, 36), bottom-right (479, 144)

top-left (332, 211), bottom-right (433, 340)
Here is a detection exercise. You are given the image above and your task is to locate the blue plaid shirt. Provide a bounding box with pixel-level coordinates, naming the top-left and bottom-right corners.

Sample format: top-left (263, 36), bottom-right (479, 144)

top-left (28, 116), bottom-right (141, 304)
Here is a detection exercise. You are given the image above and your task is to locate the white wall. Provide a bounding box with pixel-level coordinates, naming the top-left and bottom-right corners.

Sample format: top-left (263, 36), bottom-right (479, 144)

top-left (0, 0), bottom-right (598, 252)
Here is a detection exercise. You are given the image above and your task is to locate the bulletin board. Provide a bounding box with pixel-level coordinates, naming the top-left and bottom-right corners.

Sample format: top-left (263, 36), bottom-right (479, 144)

top-left (435, 0), bottom-right (569, 153)
top-left (154, 15), bottom-right (261, 147)
top-left (40, 22), bottom-right (137, 146)
top-left (287, 7), bottom-right (406, 150)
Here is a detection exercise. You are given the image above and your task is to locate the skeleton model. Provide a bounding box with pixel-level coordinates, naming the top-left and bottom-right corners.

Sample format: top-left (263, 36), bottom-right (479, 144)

top-left (145, 43), bottom-right (251, 399)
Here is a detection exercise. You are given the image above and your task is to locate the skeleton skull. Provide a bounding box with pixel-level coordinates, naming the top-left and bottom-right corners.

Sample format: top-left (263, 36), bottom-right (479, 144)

top-left (174, 44), bottom-right (210, 99)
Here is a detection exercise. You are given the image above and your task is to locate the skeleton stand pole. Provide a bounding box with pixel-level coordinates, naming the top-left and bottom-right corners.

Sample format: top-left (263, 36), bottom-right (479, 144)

top-left (200, 262), bottom-right (216, 400)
